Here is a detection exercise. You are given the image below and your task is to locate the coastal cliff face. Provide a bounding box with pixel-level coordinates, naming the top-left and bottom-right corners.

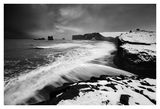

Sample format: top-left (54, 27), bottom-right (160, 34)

top-left (72, 32), bottom-right (118, 43)
top-left (72, 33), bottom-right (105, 40)
top-left (115, 30), bottom-right (156, 78)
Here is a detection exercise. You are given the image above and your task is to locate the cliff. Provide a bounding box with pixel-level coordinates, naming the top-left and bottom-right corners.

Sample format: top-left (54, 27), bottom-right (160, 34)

top-left (114, 30), bottom-right (156, 78)
top-left (72, 33), bottom-right (104, 40)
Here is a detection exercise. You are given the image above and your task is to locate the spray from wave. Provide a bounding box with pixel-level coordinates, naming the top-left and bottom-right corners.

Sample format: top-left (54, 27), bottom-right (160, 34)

top-left (4, 41), bottom-right (133, 105)
top-left (33, 43), bottom-right (84, 49)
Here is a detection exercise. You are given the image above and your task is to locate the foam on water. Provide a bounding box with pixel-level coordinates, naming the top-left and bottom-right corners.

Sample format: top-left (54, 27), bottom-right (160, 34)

top-left (33, 43), bottom-right (88, 49)
top-left (4, 41), bottom-right (133, 105)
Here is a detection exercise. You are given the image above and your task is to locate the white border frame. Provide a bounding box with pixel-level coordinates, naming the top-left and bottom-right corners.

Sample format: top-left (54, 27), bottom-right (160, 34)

top-left (0, 0), bottom-right (159, 109)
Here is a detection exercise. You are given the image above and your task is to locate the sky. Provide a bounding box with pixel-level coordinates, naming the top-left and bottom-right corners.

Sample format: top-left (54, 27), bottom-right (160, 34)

top-left (4, 4), bottom-right (156, 39)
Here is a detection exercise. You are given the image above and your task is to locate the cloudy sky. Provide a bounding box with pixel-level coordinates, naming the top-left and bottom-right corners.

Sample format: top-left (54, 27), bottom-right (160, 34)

top-left (4, 4), bottom-right (156, 39)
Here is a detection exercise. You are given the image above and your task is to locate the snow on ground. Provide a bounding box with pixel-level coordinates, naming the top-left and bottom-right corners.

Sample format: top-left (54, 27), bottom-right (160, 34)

top-left (100, 32), bottom-right (125, 38)
top-left (119, 32), bottom-right (156, 44)
top-left (57, 76), bottom-right (156, 105)
top-left (121, 43), bottom-right (156, 56)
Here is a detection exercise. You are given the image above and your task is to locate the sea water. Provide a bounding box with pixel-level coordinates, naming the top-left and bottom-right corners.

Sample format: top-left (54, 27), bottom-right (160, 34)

top-left (4, 39), bottom-right (113, 84)
top-left (4, 39), bottom-right (133, 104)
top-left (4, 39), bottom-right (85, 83)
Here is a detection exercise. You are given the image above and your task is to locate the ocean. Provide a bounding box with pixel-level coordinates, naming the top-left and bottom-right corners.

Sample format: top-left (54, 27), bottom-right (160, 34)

top-left (4, 39), bottom-right (133, 104)
top-left (4, 39), bottom-right (80, 84)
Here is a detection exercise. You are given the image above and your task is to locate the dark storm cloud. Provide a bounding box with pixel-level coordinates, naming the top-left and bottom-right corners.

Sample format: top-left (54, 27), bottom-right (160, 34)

top-left (4, 4), bottom-right (60, 38)
top-left (4, 4), bottom-right (156, 39)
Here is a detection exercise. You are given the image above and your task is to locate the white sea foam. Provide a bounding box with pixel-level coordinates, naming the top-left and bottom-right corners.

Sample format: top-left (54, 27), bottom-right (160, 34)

top-left (4, 41), bottom-right (133, 105)
top-left (33, 43), bottom-right (88, 49)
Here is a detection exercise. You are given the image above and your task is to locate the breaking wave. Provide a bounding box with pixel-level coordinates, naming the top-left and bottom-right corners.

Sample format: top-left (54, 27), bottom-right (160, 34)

top-left (4, 41), bottom-right (133, 105)
top-left (33, 43), bottom-right (91, 49)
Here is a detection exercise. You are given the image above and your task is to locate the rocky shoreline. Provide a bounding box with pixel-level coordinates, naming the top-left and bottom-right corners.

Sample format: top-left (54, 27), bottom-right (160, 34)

top-left (31, 29), bottom-right (156, 105)
top-left (33, 75), bottom-right (156, 105)
top-left (7, 30), bottom-right (156, 105)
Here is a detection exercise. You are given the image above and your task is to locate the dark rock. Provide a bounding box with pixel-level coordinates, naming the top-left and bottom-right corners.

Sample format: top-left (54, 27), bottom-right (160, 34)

top-left (30, 76), bottom-right (155, 105)
top-left (48, 36), bottom-right (54, 40)
top-left (114, 30), bottom-right (156, 78)
top-left (136, 28), bottom-right (140, 31)
top-left (72, 33), bottom-right (104, 40)
top-left (147, 88), bottom-right (155, 92)
top-left (104, 83), bottom-right (117, 90)
top-left (34, 38), bottom-right (45, 40)
top-left (72, 34), bottom-right (85, 40)
top-left (119, 94), bottom-right (130, 105)
top-left (72, 32), bottom-right (116, 42)
top-left (127, 80), bottom-right (132, 83)
top-left (102, 100), bottom-right (110, 105)
top-left (140, 81), bottom-right (155, 86)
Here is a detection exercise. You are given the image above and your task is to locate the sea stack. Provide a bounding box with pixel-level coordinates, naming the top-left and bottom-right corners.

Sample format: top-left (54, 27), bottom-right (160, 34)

top-left (48, 36), bottom-right (54, 40)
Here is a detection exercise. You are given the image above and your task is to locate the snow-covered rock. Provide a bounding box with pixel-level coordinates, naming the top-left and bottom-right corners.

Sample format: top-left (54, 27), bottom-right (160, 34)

top-left (115, 30), bottom-right (156, 78)
top-left (100, 32), bottom-right (125, 38)
top-left (34, 75), bottom-right (156, 105)
top-left (118, 30), bottom-right (156, 45)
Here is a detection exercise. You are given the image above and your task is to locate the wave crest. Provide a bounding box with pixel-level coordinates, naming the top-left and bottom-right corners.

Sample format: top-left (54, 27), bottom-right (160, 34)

top-left (4, 42), bottom-right (123, 105)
